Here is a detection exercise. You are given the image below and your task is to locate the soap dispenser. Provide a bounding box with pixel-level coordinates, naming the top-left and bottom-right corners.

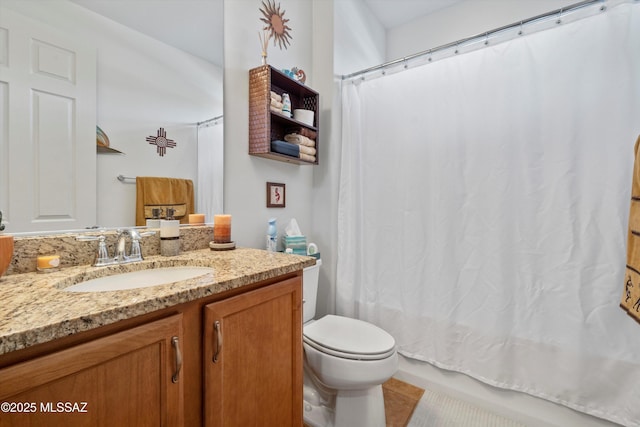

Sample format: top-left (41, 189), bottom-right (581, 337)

top-left (160, 208), bottom-right (180, 256)
top-left (146, 208), bottom-right (162, 228)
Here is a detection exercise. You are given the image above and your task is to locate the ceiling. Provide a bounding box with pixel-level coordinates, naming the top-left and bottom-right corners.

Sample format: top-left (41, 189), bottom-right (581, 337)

top-left (69, 0), bottom-right (462, 67)
top-left (363, 0), bottom-right (464, 29)
top-left (70, 0), bottom-right (224, 66)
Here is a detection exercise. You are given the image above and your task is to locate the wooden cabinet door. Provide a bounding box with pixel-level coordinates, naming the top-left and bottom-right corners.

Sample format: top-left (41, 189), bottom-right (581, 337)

top-left (0, 314), bottom-right (184, 427)
top-left (203, 277), bottom-right (303, 427)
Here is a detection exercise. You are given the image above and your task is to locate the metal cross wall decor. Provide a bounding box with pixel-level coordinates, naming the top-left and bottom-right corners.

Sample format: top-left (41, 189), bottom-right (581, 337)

top-left (146, 127), bottom-right (176, 157)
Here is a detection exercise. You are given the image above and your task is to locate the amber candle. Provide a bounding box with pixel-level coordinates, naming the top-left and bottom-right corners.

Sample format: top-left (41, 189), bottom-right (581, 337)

top-left (37, 254), bottom-right (60, 273)
top-left (214, 214), bottom-right (232, 243)
top-left (189, 213), bottom-right (205, 225)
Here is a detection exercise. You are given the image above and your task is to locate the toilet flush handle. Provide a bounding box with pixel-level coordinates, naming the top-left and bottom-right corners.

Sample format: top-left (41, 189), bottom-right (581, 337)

top-left (212, 321), bottom-right (222, 363)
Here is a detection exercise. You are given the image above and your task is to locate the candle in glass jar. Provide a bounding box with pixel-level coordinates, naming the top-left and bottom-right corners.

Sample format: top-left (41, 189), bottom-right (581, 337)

top-left (214, 214), bottom-right (232, 243)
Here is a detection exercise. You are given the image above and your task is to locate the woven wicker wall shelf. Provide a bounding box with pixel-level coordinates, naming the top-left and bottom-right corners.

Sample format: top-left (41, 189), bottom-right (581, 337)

top-left (249, 65), bottom-right (319, 165)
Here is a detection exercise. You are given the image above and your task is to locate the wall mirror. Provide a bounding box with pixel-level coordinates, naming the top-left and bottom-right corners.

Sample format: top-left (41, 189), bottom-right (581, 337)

top-left (0, 0), bottom-right (224, 234)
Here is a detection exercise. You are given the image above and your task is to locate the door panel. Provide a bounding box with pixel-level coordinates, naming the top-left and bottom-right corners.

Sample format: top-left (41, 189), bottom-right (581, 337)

top-left (0, 6), bottom-right (96, 232)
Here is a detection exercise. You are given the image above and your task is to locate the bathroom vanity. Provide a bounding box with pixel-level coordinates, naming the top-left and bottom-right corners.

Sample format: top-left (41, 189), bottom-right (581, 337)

top-left (0, 246), bottom-right (313, 427)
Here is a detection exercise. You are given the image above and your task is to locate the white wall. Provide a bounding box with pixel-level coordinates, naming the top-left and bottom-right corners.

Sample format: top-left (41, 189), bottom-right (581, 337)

top-left (224, 0), bottom-right (315, 250)
top-left (223, 0), bottom-right (336, 316)
top-left (309, 0), bottom-right (336, 318)
top-left (2, 0), bottom-right (223, 228)
top-left (334, 0), bottom-right (386, 75)
top-left (94, 18), bottom-right (222, 227)
top-left (387, 0), bottom-right (578, 61)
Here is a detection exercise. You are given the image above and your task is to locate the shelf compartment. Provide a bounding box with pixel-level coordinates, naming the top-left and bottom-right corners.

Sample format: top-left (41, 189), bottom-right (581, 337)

top-left (249, 65), bottom-right (319, 165)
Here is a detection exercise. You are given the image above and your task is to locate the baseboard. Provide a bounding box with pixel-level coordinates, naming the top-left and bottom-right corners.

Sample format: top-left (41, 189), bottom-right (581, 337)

top-left (395, 355), bottom-right (621, 427)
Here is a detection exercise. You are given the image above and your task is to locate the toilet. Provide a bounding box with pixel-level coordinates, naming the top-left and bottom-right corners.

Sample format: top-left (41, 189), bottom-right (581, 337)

top-left (302, 259), bottom-right (398, 427)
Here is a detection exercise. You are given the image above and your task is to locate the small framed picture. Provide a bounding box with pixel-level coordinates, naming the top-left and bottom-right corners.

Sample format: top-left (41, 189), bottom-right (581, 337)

top-left (266, 182), bottom-right (286, 208)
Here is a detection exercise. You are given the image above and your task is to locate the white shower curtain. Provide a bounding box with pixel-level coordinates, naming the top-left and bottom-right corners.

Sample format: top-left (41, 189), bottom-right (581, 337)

top-left (197, 121), bottom-right (224, 221)
top-left (337, 3), bottom-right (640, 425)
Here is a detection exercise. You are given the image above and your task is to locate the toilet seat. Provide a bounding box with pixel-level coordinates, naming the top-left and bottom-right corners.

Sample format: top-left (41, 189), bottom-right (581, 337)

top-left (303, 315), bottom-right (396, 361)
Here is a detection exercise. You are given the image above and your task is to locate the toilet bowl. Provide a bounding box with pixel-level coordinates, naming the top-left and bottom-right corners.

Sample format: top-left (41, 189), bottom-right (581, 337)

top-left (302, 260), bottom-right (398, 427)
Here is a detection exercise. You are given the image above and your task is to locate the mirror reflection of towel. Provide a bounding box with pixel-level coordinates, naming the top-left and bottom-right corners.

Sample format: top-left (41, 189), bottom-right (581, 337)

top-left (622, 135), bottom-right (640, 324)
top-left (135, 177), bottom-right (194, 226)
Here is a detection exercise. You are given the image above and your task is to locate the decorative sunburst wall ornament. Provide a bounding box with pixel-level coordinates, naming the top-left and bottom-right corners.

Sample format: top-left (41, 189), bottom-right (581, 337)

top-left (146, 127), bottom-right (176, 157)
top-left (260, 0), bottom-right (292, 50)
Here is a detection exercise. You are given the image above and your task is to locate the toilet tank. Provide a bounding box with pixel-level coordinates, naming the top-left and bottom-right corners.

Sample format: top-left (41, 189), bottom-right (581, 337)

top-left (302, 259), bottom-right (322, 323)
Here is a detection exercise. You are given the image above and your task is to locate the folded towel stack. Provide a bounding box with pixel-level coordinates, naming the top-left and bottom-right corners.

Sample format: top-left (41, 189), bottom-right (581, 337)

top-left (284, 133), bottom-right (315, 147)
top-left (270, 140), bottom-right (316, 163)
top-left (270, 91), bottom-right (283, 114)
top-left (271, 140), bottom-right (316, 163)
top-left (288, 127), bottom-right (317, 140)
top-left (283, 132), bottom-right (317, 163)
top-left (284, 137), bottom-right (316, 155)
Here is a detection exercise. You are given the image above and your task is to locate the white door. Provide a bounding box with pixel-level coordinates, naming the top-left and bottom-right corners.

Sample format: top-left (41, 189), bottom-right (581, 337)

top-left (0, 5), bottom-right (96, 232)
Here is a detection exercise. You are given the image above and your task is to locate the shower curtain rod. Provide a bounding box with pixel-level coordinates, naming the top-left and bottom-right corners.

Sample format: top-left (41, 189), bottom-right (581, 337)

top-left (341, 0), bottom-right (605, 80)
top-left (197, 114), bottom-right (223, 127)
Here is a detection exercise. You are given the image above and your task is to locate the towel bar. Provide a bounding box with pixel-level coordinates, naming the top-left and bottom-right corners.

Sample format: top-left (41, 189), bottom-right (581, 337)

top-left (117, 175), bottom-right (136, 183)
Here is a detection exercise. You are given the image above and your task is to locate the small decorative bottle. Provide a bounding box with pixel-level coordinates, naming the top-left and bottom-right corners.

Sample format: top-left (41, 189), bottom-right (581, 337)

top-left (266, 218), bottom-right (277, 252)
top-left (281, 93), bottom-right (292, 118)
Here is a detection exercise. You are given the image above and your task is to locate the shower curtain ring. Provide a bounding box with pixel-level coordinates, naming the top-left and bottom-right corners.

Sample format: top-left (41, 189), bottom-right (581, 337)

top-left (403, 59), bottom-right (408, 69)
top-left (556, 8), bottom-right (563, 24)
top-left (484, 32), bottom-right (489, 45)
top-left (454, 44), bottom-right (459, 54)
top-left (518, 21), bottom-right (523, 35)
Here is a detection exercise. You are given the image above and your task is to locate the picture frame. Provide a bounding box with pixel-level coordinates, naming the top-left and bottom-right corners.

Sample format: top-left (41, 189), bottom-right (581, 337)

top-left (266, 182), bottom-right (286, 208)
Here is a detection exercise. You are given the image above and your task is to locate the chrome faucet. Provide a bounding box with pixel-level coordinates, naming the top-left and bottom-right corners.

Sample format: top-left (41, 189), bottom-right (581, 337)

top-left (77, 228), bottom-right (156, 267)
top-left (115, 228), bottom-right (140, 263)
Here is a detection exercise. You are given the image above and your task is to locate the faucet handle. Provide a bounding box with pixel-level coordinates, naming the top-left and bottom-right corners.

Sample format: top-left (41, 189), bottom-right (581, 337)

top-left (128, 230), bottom-right (155, 262)
top-left (95, 236), bottom-right (111, 265)
top-left (129, 239), bottom-right (142, 261)
top-left (77, 235), bottom-right (113, 266)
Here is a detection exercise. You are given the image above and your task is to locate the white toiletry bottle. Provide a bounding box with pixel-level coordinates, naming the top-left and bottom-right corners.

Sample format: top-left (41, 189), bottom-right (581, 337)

top-left (282, 93), bottom-right (292, 118)
top-left (267, 218), bottom-right (277, 252)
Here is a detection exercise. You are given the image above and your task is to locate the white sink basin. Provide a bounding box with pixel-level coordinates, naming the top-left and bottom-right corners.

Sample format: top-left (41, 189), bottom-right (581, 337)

top-left (63, 266), bottom-right (214, 292)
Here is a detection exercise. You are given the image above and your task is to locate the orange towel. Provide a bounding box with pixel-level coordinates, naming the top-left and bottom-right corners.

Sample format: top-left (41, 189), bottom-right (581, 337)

top-left (135, 177), bottom-right (194, 226)
top-left (622, 135), bottom-right (640, 323)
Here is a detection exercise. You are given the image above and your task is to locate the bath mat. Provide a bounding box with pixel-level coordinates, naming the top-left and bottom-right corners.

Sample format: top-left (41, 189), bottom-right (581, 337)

top-left (303, 377), bottom-right (424, 427)
top-left (407, 388), bottom-right (526, 427)
top-left (383, 377), bottom-right (425, 427)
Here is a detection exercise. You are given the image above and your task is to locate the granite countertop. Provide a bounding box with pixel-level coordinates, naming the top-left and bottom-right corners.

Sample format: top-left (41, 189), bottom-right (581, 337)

top-left (0, 247), bottom-right (315, 355)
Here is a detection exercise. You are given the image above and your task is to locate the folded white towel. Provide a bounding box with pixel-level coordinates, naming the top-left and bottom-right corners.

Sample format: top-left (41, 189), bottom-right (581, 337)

top-left (271, 98), bottom-right (283, 109)
top-left (300, 152), bottom-right (316, 162)
top-left (284, 133), bottom-right (316, 147)
top-left (270, 105), bottom-right (283, 114)
top-left (299, 144), bottom-right (317, 156)
top-left (270, 91), bottom-right (282, 103)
